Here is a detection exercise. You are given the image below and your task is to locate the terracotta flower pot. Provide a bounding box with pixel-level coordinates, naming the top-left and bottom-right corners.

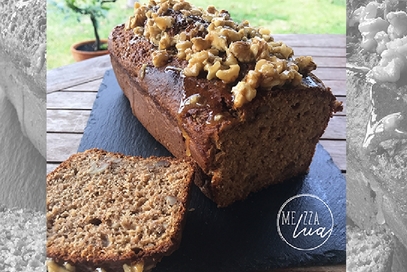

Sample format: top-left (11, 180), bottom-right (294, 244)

top-left (70, 39), bottom-right (109, 62)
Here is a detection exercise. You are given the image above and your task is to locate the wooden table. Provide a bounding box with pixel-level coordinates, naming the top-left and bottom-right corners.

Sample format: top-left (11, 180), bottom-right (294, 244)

top-left (47, 34), bottom-right (346, 271)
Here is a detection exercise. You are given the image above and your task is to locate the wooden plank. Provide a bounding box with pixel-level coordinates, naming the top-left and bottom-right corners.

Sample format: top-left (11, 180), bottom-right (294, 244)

top-left (62, 78), bottom-right (103, 92)
top-left (47, 110), bottom-right (91, 133)
top-left (47, 133), bottom-right (82, 162)
top-left (274, 34), bottom-right (345, 48)
top-left (323, 80), bottom-right (346, 96)
top-left (319, 140), bottom-right (346, 172)
top-left (322, 116), bottom-right (345, 140)
top-left (293, 47), bottom-right (345, 58)
top-left (47, 91), bottom-right (97, 110)
top-left (47, 163), bottom-right (59, 174)
top-left (313, 68), bottom-right (346, 81)
top-left (311, 57), bottom-right (345, 68)
top-left (47, 54), bottom-right (112, 93)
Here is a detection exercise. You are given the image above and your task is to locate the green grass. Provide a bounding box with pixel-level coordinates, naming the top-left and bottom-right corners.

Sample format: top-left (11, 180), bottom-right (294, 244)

top-left (47, 0), bottom-right (346, 70)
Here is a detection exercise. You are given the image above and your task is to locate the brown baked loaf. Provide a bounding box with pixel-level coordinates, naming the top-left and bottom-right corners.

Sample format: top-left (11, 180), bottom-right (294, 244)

top-left (46, 148), bottom-right (194, 272)
top-left (109, 0), bottom-right (342, 207)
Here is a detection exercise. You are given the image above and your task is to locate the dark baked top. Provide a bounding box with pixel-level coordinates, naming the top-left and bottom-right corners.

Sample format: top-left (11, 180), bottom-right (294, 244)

top-left (117, 0), bottom-right (324, 110)
top-left (109, 22), bottom-right (341, 126)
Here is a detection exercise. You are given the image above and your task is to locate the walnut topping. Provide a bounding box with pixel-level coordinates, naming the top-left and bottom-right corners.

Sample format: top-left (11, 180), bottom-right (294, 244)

top-left (151, 50), bottom-right (169, 67)
top-left (126, 0), bottom-right (317, 108)
top-left (216, 64), bottom-right (240, 83)
top-left (191, 37), bottom-right (211, 52)
top-left (153, 15), bottom-right (173, 31)
top-left (173, 0), bottom-right (191, 11)
top-left (123, 262), bottom-right (144, 272)
top-left (204, 60), bottom-right (221, 80)
top-left (232, 81), bottom-right (257, 108)
top-left (184, 51), bottom-right (208, 76)
top-left (229, 41), bottom-right (255, 63)
top-left (294, 56), bottom-right (317, 76)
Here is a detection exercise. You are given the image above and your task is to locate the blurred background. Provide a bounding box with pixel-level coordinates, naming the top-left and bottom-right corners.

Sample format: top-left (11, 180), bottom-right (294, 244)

top-left (47, 0), bottom-right (346, 69)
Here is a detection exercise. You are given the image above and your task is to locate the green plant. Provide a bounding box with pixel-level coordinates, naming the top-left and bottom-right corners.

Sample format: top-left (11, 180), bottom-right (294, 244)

top-left (52, 0), bottom-right (116, 50)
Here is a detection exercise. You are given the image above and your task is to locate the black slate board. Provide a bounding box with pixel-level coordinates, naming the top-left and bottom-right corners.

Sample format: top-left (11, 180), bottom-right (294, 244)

top-left (78, 70), bottom-right (346, 271)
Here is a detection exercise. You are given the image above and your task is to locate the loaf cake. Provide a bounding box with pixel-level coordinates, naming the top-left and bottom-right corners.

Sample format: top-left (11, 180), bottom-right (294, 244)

top-left (109, 0), bottom-right (342, 207)
top-left (46, 149), bottom-right (194, 272)
top-left (347, 0), bottom-right (407, 269)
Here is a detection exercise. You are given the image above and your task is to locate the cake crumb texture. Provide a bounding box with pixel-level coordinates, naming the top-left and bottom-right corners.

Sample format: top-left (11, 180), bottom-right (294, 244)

top-left (0, 205), bottom-right (45, 272)
top-left (0, 0), bottom-right (46, 83)
top-left (47, 149), bottom-right (194, 270)
top-left (347, 225), bottom-right (393, 272)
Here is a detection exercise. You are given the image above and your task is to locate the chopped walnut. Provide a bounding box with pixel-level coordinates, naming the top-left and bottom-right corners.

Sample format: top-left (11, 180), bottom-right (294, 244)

top-left (229, 41), bottom-right (255, 63)
top-left (191, 37), bottom-right (211, 52)
top-left (184, 51), bottom-right (208, 76)
top-left (231, 81), bottom-right (257, 108)
top-left (206, 29), bottom-right (228, 51)
top-left (125, 16), bottom-right (137, 30)
top-left (295, 56), bottom-right (317, 75)
top-left (207, 5), bottom-right (217, 14)
top-left (151, 50), bottom-right (169, 67)
top-left (156, 0), bottom-right (170, 14)
top-left (250, 37), bottom-right (270, 60)
top-left (153, 15), bottom-right (174, 31)
top-left (220, 28), bottom-right (242, 43)
top-left (184, 63), bottom-right (203, 77)
top-left (216, 64), bottom-right (240, 83)
top-left (173, 0), bottom-right (192, 11)
top-left (176, 40), bottom-right (192, 59)
top-left (245, 70), bottom-right (261, 89)
top-left (204, 60), bottom-right (221, 80)
top-left (269, 42), bottom-right (294, 59)
top-left (125, 0), bottom-right (315, 108)
top-left (133, 26), bottom-right (144, 36)
top-left (159, 31), bottom-right (173, 50)
top-left (224, 49), bottom-right (238, 66)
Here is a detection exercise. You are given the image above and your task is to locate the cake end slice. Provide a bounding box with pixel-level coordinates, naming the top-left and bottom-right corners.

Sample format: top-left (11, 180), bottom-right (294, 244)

top-left (46, 148), bottom-right (194, 272)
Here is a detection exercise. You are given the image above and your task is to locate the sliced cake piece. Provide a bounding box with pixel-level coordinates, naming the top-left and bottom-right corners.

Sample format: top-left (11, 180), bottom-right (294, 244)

top-left (46, 148), bottom-right (194, 272)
